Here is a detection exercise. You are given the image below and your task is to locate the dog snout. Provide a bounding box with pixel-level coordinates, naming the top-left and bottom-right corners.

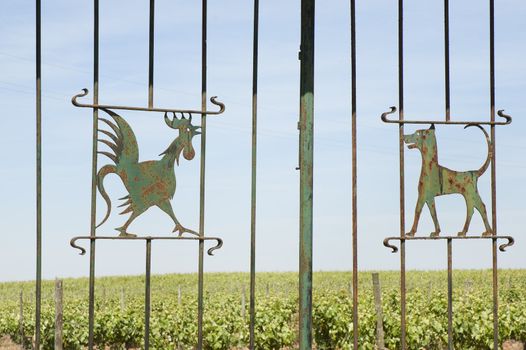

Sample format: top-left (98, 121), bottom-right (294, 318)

top-left (403, 133), bottom-right (418, 149)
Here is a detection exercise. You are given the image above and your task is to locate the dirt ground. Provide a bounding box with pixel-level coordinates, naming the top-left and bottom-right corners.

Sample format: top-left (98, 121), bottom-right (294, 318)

top-left (0, 336), bottom-right (21, 350)
top-left (0, 337), bottom-right (522, 350)
top-left (504, 340), bottom-right (525, 350)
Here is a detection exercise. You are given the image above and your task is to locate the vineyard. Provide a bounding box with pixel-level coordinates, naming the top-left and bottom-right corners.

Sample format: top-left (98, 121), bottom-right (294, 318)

top-left (0, 270), bottom-right (525, 349)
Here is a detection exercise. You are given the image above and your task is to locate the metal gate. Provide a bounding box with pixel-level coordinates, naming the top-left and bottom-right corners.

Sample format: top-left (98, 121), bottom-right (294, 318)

top-left (380, 1), bottom-right (515, 349)
top-left (34, 0), bottom-right (225, 349)
top-left (29, 0), bottom-right (517, 349)
top-left (68, 1), bottom-right (226, 349)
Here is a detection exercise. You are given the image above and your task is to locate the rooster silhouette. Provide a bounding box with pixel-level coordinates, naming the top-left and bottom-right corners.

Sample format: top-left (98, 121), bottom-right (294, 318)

top-left (96, 109), bottom-right (201, 237)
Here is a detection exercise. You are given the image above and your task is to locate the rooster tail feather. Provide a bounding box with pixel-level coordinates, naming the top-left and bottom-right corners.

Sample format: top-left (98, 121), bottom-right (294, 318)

top-left (98, 151), bottom-right (117, 164)
top-left (119, 206), bottom-right (133, 215)
top-left (98, 129), bottom-right (121, 148)
top-left (118, 198), bottom-right (131, 208)
top-left (99, 118), bottom-right (122, 138)
top-left (96, 164), bottom-right (118, 228)
top-left (98, 139), bottom-right (119, 155)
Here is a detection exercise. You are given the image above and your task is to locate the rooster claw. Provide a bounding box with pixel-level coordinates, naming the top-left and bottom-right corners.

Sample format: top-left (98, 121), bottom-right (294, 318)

top-left (118, 231), bottom-right (137, 238)
top-left (173, 224), bottom-right (199, 237)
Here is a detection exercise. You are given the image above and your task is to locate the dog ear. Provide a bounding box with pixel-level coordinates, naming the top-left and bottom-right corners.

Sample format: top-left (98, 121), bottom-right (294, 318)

top-left (429, 124), bottom-right (435, 130)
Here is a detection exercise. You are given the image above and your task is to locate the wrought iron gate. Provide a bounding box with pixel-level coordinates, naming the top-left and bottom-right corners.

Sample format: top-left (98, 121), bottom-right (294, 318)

top-left (59, 1), bottom-right (223, 349)
top-left (29, 0), bottom-right (519, 349)
top-left (380, 1), bottom-right (515, 349)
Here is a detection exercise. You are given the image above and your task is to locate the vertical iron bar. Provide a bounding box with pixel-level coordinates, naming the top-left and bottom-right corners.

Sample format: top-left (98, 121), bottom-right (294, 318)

top-left (88, 0), bottom-right (100, 349)
top-left (148, 0), bottom-right (155, 108)
top-left (444, 0), bottom-right (450, 121)
top-left (35, 0), bottom-right (42, 348)
top-left (447, 239), bottom-right (453, 349)
top-left (398, 1), bottom-right (407, 349)
top-left (350, 0), bottom-right (358, 348)
top-left (489, 1), bottom-right (498, 349)
top-left (249, 0), bottom-right (259, 348)
top-left (197, 0), bottom-right (207, 348)
top-left (299, 0), bottom-right (315, 348)
top-left (144, 239), bottom-right (152, 350)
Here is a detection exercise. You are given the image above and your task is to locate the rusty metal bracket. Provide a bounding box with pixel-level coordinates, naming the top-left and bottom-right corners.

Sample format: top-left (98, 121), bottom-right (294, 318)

top-left (72, 88), bottom-right (226, 115)
top-left (381, 106), bottom-right (512, 126)
top-left (383, 235), bottom-right (514, 253)
top-left (70, 235), bottom-right (223, 256)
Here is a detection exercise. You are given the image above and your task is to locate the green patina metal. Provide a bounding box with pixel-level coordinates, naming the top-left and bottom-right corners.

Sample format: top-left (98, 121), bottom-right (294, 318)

top-left (403, 124), bottom-right (493, 237)
top-left (298, 0), bottom-right (315, 348)
top-left (96, 109), bottom-right (201, 237)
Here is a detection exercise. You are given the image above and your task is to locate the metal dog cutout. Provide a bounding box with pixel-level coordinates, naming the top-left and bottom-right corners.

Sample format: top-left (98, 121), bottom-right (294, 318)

top-left (404, 124), bottom-right (493, 237)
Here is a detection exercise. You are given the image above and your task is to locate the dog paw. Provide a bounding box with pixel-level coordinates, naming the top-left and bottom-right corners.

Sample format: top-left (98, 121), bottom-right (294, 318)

top-left (405, 231), bottom-right (415, 237)
top-left (457, 231), bottom-right (467, 237)
top-left (430, 231), bottom-right (440, 237)
top-left (481, 231), bottom-right (493, 237)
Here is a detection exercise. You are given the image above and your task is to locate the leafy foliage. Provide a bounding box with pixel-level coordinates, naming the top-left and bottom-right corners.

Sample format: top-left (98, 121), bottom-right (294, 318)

top-left (0, 270), bottom-right (524, 349)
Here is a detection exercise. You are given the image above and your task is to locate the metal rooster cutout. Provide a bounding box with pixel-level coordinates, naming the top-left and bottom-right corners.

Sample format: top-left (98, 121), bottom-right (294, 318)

top-left (96, 109), bottom-right (201, 237)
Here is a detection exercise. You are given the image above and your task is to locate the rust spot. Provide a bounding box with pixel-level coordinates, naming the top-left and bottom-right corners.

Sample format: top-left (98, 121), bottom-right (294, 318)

top-left (119, 171), bottom-right (128, 183)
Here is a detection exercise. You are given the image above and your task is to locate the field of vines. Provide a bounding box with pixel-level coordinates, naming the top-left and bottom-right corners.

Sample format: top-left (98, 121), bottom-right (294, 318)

top-left (0, 270), bottom-right (525, 349)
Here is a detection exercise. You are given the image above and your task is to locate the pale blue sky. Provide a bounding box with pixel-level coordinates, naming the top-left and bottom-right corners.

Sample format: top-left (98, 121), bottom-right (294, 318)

top-left (0, 1), bottom-right (524, 281)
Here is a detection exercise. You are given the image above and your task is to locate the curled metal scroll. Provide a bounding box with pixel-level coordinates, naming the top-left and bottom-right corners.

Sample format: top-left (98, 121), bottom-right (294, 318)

top-left (383, 235), bottom-right (515, 254)
top-left (70, 235), bottom-right (224, 256)
top-left (72, 88), bottom-right (225, 115)
top-left (498, 236), bottom-right (515, 252)
top-left (381, 106), bottom-right (512, 126)
top-left (383, 237), bottom-right (399, 253)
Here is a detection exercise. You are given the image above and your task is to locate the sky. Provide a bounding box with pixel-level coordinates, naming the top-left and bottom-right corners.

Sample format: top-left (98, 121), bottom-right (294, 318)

top-left (0, 0), bottom-right (524, 282)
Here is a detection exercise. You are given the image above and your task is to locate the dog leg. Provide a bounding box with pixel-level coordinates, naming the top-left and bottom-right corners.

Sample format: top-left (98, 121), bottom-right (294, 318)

top-left (458, 196), bottom-right (474, 237)
top-left (473, 193), bottom-right (493, 236)
top-left (427, 199), bottom-right (441, 237)
top-left (407, 197), bottom-right (425, 237)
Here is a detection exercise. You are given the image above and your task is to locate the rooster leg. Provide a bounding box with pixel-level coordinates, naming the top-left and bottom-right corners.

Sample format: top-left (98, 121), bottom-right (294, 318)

top-left (173, 223), bottom-right (199, 237)
top-left (116, 210), bottom-right (141, 237)
top-left (157, 200), bottom-right (199, 237)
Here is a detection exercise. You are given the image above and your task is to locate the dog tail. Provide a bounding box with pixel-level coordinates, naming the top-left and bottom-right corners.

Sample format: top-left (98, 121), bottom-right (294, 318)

top-left (464, 124), bottom-right (492, 177)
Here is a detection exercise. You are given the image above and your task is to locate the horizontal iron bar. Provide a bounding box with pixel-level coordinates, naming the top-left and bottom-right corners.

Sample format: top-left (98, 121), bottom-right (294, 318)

top-left (381, 106), bottom-right (512, 126)
top-left (70, 235), bottom-right (223, 256)
top-left (383, 235), bottom-right (514, 253)
top-left (72, 89), bottom-right (225, 115)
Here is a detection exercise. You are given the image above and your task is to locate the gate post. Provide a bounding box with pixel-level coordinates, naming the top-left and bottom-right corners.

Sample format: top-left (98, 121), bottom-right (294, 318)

top-left (298, 0), bottom-right (315, 348)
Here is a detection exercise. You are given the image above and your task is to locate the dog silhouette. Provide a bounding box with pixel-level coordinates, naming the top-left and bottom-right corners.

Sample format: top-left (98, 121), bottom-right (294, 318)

top-left (404, 124), bottom-right (493, 237)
